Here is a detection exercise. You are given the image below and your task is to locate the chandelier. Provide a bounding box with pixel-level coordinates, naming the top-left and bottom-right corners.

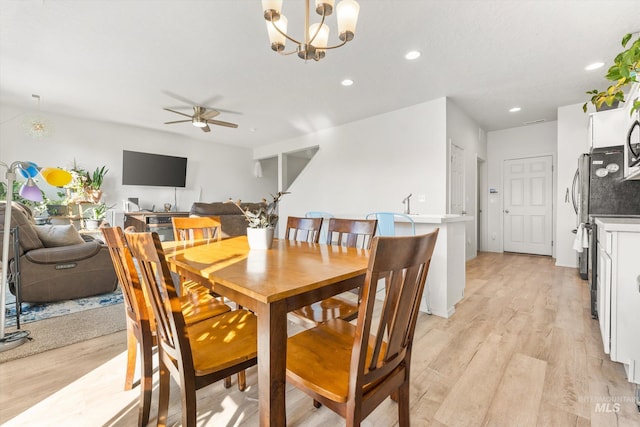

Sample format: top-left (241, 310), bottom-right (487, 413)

top-left (262, 0), bottom-right (360, 61)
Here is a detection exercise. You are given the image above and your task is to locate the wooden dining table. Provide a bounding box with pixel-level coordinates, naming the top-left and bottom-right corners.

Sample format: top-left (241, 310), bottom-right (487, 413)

top-left (163, 235), bottom-right (369, 426)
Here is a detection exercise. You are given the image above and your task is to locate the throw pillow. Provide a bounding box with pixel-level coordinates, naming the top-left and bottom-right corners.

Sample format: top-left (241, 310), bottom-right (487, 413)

top-left (34, 224), bottom-right (85, 247)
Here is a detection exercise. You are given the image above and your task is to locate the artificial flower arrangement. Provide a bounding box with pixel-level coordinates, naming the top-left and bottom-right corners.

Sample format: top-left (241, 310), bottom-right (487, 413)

top-left (226, 191), bottom-right (290, 228)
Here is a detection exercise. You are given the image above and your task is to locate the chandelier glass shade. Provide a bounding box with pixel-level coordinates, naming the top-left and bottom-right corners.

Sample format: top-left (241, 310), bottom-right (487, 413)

top-left (262, 0), bottom-right (360, 61)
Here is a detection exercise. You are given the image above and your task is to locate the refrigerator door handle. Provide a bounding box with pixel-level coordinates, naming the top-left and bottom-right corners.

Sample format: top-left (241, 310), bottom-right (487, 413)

top-left (571, 167), bottom-right (579, 214)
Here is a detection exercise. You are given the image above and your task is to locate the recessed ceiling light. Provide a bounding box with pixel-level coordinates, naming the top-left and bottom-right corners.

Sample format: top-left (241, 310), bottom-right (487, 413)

top-left (585, 62), bottom-right (604, 71)
top-left (341, 79), bottom-right (354, 87)
top-left (509, 107), bottom-right (521, 113)
top-left (405, 50), bottom-right (421, 60)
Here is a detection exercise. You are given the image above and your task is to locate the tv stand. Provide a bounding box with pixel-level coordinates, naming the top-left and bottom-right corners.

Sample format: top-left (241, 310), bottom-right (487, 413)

top-left (124, 211), bottom-right (189, 241)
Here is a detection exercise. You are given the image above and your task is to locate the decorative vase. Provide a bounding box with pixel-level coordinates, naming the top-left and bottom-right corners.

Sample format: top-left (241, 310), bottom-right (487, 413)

top-left (246, 227), bottom-right (274, 250)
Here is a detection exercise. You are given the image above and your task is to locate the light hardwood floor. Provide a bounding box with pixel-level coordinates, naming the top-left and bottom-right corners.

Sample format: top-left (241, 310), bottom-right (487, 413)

top-left (1, 252), bottom-right (639, 426)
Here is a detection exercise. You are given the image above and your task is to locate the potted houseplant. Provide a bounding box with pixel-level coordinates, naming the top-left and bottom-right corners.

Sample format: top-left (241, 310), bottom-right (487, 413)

top-left (83, 166), bottom-right (109, 203)
top-left (227, 191), bottom-right (289, 249)
top-left (584, 32), bottom-right (640, 114)
top-left (84, 202), bottom-right (112, 230)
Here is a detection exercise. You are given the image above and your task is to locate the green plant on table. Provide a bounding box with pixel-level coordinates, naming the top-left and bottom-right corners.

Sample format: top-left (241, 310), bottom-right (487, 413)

top-left (584, 32), bottom-right (640, 114)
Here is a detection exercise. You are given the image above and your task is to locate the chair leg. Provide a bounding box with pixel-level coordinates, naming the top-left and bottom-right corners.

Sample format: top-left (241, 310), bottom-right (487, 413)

top-left (157, 360), bottom-right (170, 427)
top-left (138, 339), bottom-right (153, 427)
top-left (397, 381), bottom-right (411, 427)
top-left (237, 370), bottom-right (247, 391)
top-left (224, 376), bottom-right (232, 389)
top-left (182, 380), bottom-right (198, 427)
top-left (124, 326), bottom-right (137, 391)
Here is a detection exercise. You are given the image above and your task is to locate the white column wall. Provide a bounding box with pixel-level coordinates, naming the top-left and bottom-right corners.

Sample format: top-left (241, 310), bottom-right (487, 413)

top-left (556, 103), bottom-right (590, 267)
top-left (446, 99), bottom-right (488, 259)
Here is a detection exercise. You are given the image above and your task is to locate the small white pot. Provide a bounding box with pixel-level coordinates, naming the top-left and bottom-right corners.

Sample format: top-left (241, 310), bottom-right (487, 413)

top-left (246, 227), bottom-right (274, 250)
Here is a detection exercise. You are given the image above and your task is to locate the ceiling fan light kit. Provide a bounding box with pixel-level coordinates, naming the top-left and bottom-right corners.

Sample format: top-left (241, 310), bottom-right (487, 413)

top-left (262, 0), bottom-right (359, 61)
top-left (163, 105), bottom-right (238, 133)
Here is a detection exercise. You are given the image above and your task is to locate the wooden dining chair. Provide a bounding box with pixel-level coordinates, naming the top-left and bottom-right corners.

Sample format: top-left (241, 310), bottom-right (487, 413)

top-left (286, 229), bottom-right (439, 426)
top-left (289, 218), bottom-right (378, 327)
top-left (284, 216), bottom-right (323, 243)
top-left (125, 231), bottom-right (258, 427)
top-left (171, 216), bottom-right (223, 297)
top-left (101, 226), bottom-right (237, 426)
top-left (171, 215), bottom-right (222, 242)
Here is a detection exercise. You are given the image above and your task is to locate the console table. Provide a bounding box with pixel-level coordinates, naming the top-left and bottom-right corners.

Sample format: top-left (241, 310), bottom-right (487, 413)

top-left (123, 211), bottom-right (190, 241)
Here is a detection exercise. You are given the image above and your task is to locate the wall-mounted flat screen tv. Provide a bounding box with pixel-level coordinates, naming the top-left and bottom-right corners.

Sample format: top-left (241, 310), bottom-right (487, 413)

top-left (122, 150), bottom-right (187, 187)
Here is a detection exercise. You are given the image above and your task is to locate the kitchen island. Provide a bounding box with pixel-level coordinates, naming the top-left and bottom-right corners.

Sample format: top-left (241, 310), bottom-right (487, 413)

top-left (395, 214), bottom-right (473, 318)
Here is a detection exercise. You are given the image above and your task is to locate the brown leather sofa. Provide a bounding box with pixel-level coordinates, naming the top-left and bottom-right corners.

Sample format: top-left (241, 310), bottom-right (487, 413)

top-left (190, 201), bottom-right (266, 238)
top-left (0, 202), bottom-right (117, 303)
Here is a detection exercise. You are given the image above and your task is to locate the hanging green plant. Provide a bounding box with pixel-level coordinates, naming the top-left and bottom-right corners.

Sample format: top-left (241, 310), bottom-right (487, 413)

top-left (584, 32), bottom-right (640, 114)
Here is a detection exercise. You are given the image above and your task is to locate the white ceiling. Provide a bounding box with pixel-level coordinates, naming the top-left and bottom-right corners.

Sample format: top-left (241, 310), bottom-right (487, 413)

top-left (1, 0), bottom-right (639, 149)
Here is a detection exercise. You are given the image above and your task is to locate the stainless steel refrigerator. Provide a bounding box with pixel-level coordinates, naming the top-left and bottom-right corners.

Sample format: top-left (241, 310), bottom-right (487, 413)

top-left (571, 145), bottom-right (640, 316)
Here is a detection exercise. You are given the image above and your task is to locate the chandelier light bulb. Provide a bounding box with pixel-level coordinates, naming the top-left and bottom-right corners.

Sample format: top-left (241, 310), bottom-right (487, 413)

top-left (336, 0), bottom-right (359, 41)
top-left (263, 0), bottom-right (359, 61)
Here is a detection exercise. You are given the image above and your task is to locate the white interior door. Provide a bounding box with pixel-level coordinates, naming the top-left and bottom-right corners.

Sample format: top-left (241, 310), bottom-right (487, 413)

top-left (449, 143), bottom-right (465, 214)
top-left (503, 156), bottom-right (553, 255)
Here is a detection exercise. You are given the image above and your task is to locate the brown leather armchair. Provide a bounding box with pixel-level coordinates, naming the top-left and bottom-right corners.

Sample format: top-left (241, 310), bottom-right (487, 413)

top-left (0, 202), bottom-right (117, 303)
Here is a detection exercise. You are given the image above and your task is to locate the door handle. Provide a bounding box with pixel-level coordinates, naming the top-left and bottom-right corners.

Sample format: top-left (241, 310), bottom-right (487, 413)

top-left (504, 210), bottom-right (510, 214)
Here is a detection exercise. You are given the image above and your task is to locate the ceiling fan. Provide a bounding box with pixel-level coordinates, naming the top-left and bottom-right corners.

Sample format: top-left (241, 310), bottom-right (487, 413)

top-left (163, 106), bottom-right (238, 133)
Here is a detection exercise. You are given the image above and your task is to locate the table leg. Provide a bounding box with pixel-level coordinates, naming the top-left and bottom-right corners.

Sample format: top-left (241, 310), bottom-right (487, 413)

top-left (256, 299), bottom-right (288, 427)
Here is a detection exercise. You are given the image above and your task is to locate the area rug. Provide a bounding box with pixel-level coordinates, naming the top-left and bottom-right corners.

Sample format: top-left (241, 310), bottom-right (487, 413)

top-left (4, 288), bottom-right (124, 328)
top-left (0, 303), bottom-right (126, 363)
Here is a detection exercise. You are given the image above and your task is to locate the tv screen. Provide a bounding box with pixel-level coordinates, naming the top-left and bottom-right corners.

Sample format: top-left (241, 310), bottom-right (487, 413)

top-left (122, 150), bottom-right (187, 187)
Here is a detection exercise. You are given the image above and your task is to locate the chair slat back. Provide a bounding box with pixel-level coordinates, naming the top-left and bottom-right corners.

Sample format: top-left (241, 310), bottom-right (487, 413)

top-left (101, 226), bottom-right (150, 328)
top-left (350, 229), bottom-right (439, 396)
top-left (326, 218), bottom-right (378, 249)
top-left (172, 216), bottom-right (222, 242)
top-left (126, 232), bottom-right (192, 367)
top-left (285, 216), bottom-right (323, 243)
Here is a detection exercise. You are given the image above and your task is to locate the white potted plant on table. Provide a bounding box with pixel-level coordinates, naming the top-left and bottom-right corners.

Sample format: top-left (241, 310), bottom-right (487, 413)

top-left (227, 191), bottom-right (289, 249)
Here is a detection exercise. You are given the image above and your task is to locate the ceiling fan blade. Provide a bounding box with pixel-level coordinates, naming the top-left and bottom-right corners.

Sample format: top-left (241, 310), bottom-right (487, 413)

top-left (163, 108), bottom-right (193, 118)
top-left (207, 119), bottom-right (238, 128)
top-left (164, 119), bottom-right (192, 124)
top-left (202, 125), bottom-right (211, 132)
top-left (212, 107), bottom-right (242, 115)
top-left (162, 90), bottom-right (198, 107)
top-left (201, 109), bottom-right (220, 119)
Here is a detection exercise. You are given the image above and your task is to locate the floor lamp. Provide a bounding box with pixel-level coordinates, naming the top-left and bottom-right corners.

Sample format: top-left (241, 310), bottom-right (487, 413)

top-left (0, 161), bottom-right (71, 352)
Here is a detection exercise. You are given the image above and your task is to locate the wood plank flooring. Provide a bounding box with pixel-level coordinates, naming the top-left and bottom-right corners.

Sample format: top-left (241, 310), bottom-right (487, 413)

top-left (1, 252), bottom-right (639, 426)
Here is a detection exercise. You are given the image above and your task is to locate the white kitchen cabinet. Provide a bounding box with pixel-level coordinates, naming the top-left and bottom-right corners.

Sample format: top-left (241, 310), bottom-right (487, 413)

top-left (588, 109), bottom-right (630, 149)
top-left (595, 218), bottom-right (640, 386)
top-left (596, 233), bottom-right (612, 355)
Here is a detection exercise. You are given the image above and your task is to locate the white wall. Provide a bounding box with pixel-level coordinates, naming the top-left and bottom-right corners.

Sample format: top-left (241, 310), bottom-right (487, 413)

top-left (556, 103), bottom-right (590, 267)
top-left (446, 99), bottom-right (487, 259)
top-left (258, 97), bottom-right (449, 229)
top-left (0, 105), bottom-right (276, 212)
top-left (486, 121), bottom-right (557, 254)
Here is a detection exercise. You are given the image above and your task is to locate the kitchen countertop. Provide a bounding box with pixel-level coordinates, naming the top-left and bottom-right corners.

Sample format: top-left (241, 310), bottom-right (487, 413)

top-left (397, 214), bottom-right (474, 224)
top-left (594, 217), bottom-right (640, 233)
